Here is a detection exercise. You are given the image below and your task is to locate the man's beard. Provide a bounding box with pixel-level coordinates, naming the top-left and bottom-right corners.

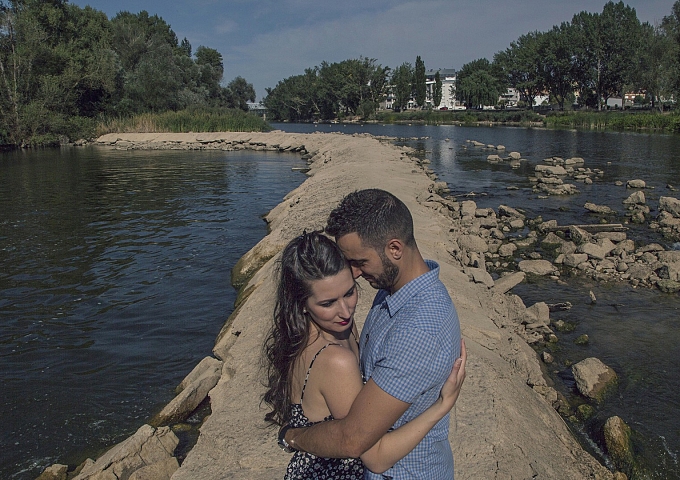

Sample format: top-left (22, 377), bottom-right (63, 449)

top-left (369, 251), bottom-right (399, 290)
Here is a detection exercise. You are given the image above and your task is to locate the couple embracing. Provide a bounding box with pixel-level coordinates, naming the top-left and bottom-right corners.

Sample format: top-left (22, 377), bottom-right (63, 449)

top-left (263, 189), bottom-right (465, 479)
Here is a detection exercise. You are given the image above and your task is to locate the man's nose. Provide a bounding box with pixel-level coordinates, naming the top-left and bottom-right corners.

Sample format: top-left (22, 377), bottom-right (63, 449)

top-left (350, 265), bottom-right (362, 279)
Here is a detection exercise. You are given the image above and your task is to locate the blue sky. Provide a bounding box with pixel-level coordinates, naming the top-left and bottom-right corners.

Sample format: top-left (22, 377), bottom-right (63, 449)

top-left (70, 0), bottom-right (676, 101)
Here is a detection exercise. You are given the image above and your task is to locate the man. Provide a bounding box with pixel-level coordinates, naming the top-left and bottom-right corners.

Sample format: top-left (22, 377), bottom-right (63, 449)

top-left (283, 188), bottom-right (462, 479)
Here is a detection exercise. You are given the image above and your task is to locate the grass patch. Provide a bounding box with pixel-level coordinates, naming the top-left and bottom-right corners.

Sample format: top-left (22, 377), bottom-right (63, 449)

top-left (372, 109), bottom-right (544, 125)
top-left (96, 107), bottom-right (271, 136)
top-left (545, 110), bottom-right (680, 132)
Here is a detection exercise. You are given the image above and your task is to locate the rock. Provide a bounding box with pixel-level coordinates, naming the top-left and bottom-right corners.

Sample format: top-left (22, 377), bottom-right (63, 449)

top-left (498, 243), bottom-right (517, 257)
top-left (177, 356), bottom-right (223, 393)
top-left (584, 202), bottom-right (615, 214)
top-left (128, 457), bottom-right (179, 480)
top-left (563, 253), bottom-right (589, 268)
top-left (577, 404), bottom-right (594, 420)
top-left (542, 351), bottom-right (554, 364)
top-left (518, 260), bottom-right (555, 276)
top-left (538, 176), bottom-right (564, 185)
top-left (626, 264), bottom-right (652, 281)
top-left (430, 181), bottom-right (450, 196)
top-left (575, 334), bottom-right (589, 345)
top-left (659, 196), bottom-right (680, 217)
top-left (569, 226), bottom-right (592, 245)
top-left (578, 243), bottom-right (609, 260)
top-left (533, 385), bottom-right (558, 403)
top-left (656, 279), bottom-right (680, 293)
top-left (603, 416), bottom-right (635, 472)
top-left (623, 191), bottom-right (645, 205)
top-left (508, 218), bottom-right (524, 229)
top-left (535, 165), bottom-right (567, 175)
top-left (595, 232), bottom-right (627, 242)
top-left (457, 234), bottom-right (489, 253)
top-left (626, 179), bottom-right (646, 188)
top-left (465, 267), bottom-right (494, 288)
top-left (498, 205), bottom-right (525, 219)
top-left (151, 362), bottom-right (222, 426)
top-left (508, 151), bottom-right (521, 160)
top-left (73, 425), bottom-right (178, 480)
top-left (36, 464), bottom-right (68, 480)
top-left (459, 200), bottom-right (477, 217)
top-left (496, 144), bottom-right (505, 150)
top-left (491, 272), bottom-right (525, 294)
top-left (572, 357), bottom-right (618, 401)
top-left (612, 240), bottom-right (635, 255)
top-left (565, 157), bottom-right (585, 165)
top-left (526, 302), bottom-right (550, 324)
top-left (487, 154), bottom-right (502, 161)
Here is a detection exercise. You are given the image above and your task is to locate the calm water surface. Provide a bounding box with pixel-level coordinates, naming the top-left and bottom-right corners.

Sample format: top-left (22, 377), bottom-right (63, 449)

top-left (0, 146), bottom-right (306, 478)
top-left (276, 123), bottom-right (680, 478)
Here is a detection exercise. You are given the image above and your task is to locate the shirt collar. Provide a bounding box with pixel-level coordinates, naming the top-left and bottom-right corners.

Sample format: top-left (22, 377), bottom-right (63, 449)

top-left (383, 260), bottom-right (440, 317)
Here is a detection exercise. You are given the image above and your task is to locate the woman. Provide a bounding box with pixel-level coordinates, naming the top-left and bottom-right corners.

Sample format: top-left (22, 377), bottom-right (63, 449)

top-left (263, 231), bottom-right (466, 479)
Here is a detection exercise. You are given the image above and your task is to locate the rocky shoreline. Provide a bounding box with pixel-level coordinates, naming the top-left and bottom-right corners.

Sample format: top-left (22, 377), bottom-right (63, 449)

top-left (38, 131), bottom-right (626, 479)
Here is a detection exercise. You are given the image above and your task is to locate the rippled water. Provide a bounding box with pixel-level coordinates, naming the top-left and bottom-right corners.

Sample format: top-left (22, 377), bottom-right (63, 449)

top-left (276, 123), bottom-right (680, 478)
top-left (0, 146), bottom-right (306, 479)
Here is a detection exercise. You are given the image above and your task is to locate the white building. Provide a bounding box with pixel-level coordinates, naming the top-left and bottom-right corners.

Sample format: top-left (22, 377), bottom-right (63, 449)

top-left (425, 69), bottom-right (465, 110)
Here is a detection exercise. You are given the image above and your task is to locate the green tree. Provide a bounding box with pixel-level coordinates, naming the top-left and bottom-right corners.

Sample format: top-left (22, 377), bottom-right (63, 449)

top-left (494, 31), bottom-right (544, 108)
top-left (455, 58), bottom-right (501, 108)
top-left (433, 71), bottom-right (442, 108)
top-left (226, 76), bottom-right (255, 111)
top-left (540, 25), bottom-right (575, 110)
top-left (414, 55), bottom-right (426, 108)
top-left (392, 62), bottom-right (413, 112)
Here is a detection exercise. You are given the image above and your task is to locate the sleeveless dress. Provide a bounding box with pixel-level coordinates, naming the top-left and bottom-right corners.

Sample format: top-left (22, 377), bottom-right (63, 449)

top-left (284, 344), bottom-right (365, 480)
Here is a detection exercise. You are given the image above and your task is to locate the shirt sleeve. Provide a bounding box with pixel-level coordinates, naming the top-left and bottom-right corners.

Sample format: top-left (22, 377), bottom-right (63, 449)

top-left (369, 324), bottom-right (450, 404)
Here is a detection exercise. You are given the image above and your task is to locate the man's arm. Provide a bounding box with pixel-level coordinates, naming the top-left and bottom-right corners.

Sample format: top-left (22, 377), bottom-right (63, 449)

top-left (286, 378), bottom-right (410, 459)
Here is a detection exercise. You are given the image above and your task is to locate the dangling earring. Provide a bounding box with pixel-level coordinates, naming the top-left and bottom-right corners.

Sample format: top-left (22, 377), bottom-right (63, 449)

top-left (302, 308), bottom-right (307, 314)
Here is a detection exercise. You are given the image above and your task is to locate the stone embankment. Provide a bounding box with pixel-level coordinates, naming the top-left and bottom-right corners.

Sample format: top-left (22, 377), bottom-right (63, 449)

top-left (39, 131), bottom-right (622, 479)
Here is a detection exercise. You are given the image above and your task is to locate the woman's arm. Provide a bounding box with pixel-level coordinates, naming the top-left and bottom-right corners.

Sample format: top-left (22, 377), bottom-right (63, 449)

top-left (359, 339), bottom-right (467, 474)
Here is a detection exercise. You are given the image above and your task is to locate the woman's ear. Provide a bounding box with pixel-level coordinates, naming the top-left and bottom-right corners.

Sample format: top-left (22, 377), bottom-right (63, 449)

top-left (386, 239), bottom-right (404, 261)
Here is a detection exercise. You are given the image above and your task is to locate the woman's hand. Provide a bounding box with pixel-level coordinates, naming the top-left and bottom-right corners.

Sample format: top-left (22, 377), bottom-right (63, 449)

top-left (438, 339), bottom-right (467, 411)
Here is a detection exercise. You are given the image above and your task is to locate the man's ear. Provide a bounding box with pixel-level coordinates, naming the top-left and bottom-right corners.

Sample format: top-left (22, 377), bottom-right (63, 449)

top-left (386, 239), bottom-right (404, 261)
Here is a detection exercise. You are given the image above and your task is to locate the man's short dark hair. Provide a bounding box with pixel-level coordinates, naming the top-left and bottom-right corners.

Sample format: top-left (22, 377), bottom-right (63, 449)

top-left (325, 189), bottom-right (415, 249)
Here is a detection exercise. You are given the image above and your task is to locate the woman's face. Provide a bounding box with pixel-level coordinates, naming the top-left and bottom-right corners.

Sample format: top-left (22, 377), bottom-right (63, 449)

top-left (305, 268), bottom-right (358, 336)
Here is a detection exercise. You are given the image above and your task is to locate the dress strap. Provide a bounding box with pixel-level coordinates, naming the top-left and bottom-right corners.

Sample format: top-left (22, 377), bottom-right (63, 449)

top-left (300, 343), bottom-right (338, 402)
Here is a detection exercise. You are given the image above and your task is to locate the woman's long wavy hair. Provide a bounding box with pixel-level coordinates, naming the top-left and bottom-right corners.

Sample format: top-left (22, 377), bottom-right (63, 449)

top-left (262, 231), bottom-right (349, 426)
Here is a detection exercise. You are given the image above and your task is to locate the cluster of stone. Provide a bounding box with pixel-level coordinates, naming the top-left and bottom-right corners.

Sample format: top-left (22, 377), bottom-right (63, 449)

top-left (37, 357), bottom-right (223, 480)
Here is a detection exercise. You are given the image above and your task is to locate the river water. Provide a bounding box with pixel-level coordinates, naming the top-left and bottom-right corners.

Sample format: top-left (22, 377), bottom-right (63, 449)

top-left (0, 147), bottom-right (307, 479)
top-left (274, 123), bottom-right (680, 479)
top-left (3, 125), bottom-right (680, 479)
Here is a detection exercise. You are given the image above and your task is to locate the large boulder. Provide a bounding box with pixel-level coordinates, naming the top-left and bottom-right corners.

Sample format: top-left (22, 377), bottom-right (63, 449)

top-left (535, 165), bottom-right (567, 175)
top-left (36, 464), bottom-right (68, 480)
top-left (457, 234), bottom-right (489, 253)
top-left (571, 357), bottom-right (617, 402)
top-left (73, 425), bottom-right (178, 480)
top-left (623, 191), bottom-right (645, 205)
top-left (150, 357), bottom-right (222, 426)
top-left (626, 179), bottom-right (646, 188)
top-left (491, 272), bottom-right (526, 294)
top-left (459, 200), bottom-right (477, 217)
top-left (518, 259), bottom-right (555, 276)
top-left (659, 196), bottom-right (680, 217)
top-left (584, 202), bottom-right (616, 214)
top-left (498, 205), bottom-right (525, 219)
top-left (603, 416), bottom-right (635, 473)
top-left (563, 253), bottom-right (589, 268)
top-left (128, 457), bottom-right (179, 480)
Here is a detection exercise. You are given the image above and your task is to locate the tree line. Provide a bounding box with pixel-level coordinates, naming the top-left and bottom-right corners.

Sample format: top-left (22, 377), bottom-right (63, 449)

top-left (458, 0), bottom-right (680, 111)
top-left (0, 0), bottom-right (256, 146)
top-left (265, 1), bottom-right (680, 122)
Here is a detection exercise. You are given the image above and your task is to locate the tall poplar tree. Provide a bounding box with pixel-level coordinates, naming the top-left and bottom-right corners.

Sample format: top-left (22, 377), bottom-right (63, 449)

top-left (414, 55), bottom-right (426, 108)
top-left (433, 71), bottom-right (442, 108)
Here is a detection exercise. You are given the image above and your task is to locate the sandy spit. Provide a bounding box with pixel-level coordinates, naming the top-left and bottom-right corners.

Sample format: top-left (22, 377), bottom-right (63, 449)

top-left (95, 132), bottom-right (614, 479)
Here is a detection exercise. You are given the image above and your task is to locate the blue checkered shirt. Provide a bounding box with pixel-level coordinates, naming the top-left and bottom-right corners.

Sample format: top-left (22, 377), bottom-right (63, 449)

top-left (360, 260), bottom-right (461, 480)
